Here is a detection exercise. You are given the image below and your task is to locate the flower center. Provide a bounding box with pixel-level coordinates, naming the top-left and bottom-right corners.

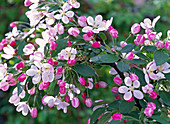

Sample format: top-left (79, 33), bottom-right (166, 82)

top-left (129, 86), bottom-right (134, 91)
top-left (37, 70), bottom-right (41, 74)
top-left (100, 22), bottom-right (106, 27)
top-left (61, 11), bottom-right (65, 15)
top-left (71, 0), bottom-right (76, 4)
top-left (94, 23), bottom-right (98, 28)
top-left (67, 51), bottom-right (71, 57)
top-left (45, 67), bottom-right (50, 71)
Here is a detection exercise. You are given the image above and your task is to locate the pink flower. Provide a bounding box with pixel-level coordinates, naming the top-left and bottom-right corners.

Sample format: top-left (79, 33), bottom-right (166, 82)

top-left (142, 84), bottom-right (154, 94)
top-left (112, 113), bottom-right (122, 120)
top-left (0, 64), bottom-right (7, 80)
top-left (42, 95), bottom-right (47, 105)
top-left (55, 23), bottom-right (64, 35)
top-left (120, 41), bottom-right (127, 48)
top-left (67, 59), bottom-right (76, 65)
top-left (110, 29), bottom-right (118, 38)
top-left (78, 16), bottom-right (87, 27)
top-left (147, 102), bottom-right (156, 110)
top-left (42, 63), bottom-right (54, 83)
top-left (87, 31), bottom-right (93, 37)
top-left (147, 33), bottom-right (155, 41)
top-left (10, 22), bottom-right (18, 28)
top-left (95, 83), bottom-right (99, 89)
top-left (165, 42), bottom-right (170, 50)
top-left (86, 118), bottom-right (90, 124)
top-left (92, 42), bottom-right (100, 48)
top-left (85, 98), bottom-right (93, 107)
top-left (1, 45), bottom-right (15, 59)
top-left (131, 23), bottom-right (140, 34)
top-left (0, 81), bottom-right (9, 91)
top-left (68, 27), bottom-right (80, 37)
top-left (64, 95), bottom-right (70, 103)
top-left (50, 41), bottom-right (57, 50)
top-left (134, 35), bottom-right (145, 45)
top-left (47, 58), bottom-right (53, 65)
top-left (9, 40), bottom-right (16, 46)
top-left (56, 68), bottom-right (63, 75)
top-left (78, 77), bottom-right (86, 85)
top-left (18, 74), bottom-right (27, 82)
top-left (144, 107), bottom-right (154, 117)
top-left (24, 0), bottom-right (32, 7)
top-left (126, 52), bottom-right (134, 60)
top-left (15, 61), bottom-right (25, 70)
top-left (113, 77), bottom-right (122, 85)
top-left (59, 87), bottom-right (67, 94)
top-left (23, 43), bottom-right (35, 56)
top-left (30, 107), bottom-right (37, 118)
top-left (156, 41), bottom-right (164, 48)
top-left (149, 91), bottom-right (157, 99)
top-left (130, 74), bottom-right (139, 82)
top-left (39, 82), bottom-right (49, 90)
top-left (126, 97), bottom-right (133, 102)
top-left (28, 87), bottom-right (36, 95)
top-left (98, 81), bottom-right (108, 88)
top-left (67, 41), bottom-right (72, 47)
top-left (57, 80), bottom-right (66, 88)
top-left (112, 87), bottom-right (118, 93)
top-left (71, 97), bottom-right (79, 108)
top-left (83, 34), bottom-right (92, 41)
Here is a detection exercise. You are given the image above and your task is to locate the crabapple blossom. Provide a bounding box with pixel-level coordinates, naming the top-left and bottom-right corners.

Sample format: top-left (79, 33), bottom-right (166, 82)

top-left (29, 51), bottom-right (44, 61)
top-left (120, 41), bottom-right (127, 48)
top-left (85, 78), bottom-right (93, 89)
top-left (0, 64), bottom-right (7, 80)
top-left (134, 35), bottom-right (145, 46)
top-left (112, 113), bottom-right (122, 120)
top-left (50, 41), bottom-right (57, 50)
top-left (165, 42), bottom-right (170, 50)
top-left (64, 95), bottom-right (70, 103)
top-left (47, 58), bottom-right (53, 65)
top-left (130, 74), bottom-right (139, 82)
top-left (149, 91), bottom-right (157, 99)
top-left (110, 28), bottom-right (118, 38)
top-left (58, 47), bottom-right (77, 60)
top-left (68, 0), bottom-right (80, 8)
top-left (16, 102), bottom-right (30, 116)
top-left (131, 23), bottom-right (141, 34)
top-left (78, 77), bottom-right (86, 85)
top-left (30, 107), bottom-right (37, 118)
top-left (109, 68), bottom-right (118, 75)
top-left (156, 41), bottom-right (164, 48)
top-left (55, 23), bottom-right (65, 35)
top-left (24, 0), bottom-right (32, 7)
top-left (0, 81), bottom-right (9, 91)
top-left (126, 97), bottom-right (133, 102)
top-left (57, 100), bottom-right (70, 113)
top-left (113, 77), bottom-right (122, 85)
top-left (92, 42), bottom-right (100, 48)
top-left (67, 59), bottom-right (76, 65)
top-left (126, 52), bottom-right (134, 60)
top-left (98, 81), bottom-right (108, 88)
top-left (39, 82), bottom-right (49, 90)
top-left (42, 63), bottom-right (54, 83)
top-left (55, 3), bottom-right (74, 24)
top-left (78, 16), bottom-right (87, 27)
top-left (144, 107), bottom-right (154, 117)
top-left (140, 16), bottom-right (160, 29)
top-left (1, 45), bottom-right (15, 59)
top-left (68, 27), bottom-right (80, 37)
top-left (142, 84), bottom-right (154, 94)
top-left (18, 74), bottom-right (27, 82)
top-left (85, 98), bottom-right (93, 107)
top-left (118, 77), bottom-right (144, 100)
top-left (10, 22), bottom-right (18, 28)
top-left (43, 96), bottom-right (56, 108)
top-left (23, 43), bottom-right (35, 55)
top-left (67, 41), bottom-right (72, 47)
top-left (71, 97), bottom-right (79, 108)
top-left (147, 102), bottom-right (156, 110)
top-left (9, 40), bottom-right (16, 46)
top-left (112, 87), bottom-right (119, 93)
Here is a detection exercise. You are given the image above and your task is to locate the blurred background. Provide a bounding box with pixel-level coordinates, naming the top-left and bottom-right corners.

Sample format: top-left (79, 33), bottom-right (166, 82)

top-left (0, 0), bottom-right (170, 124)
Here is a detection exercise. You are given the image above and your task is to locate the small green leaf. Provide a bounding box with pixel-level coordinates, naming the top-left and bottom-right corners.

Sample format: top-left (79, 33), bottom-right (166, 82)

top-left (90, 54), bottom-right (119, 63)
top-left (108, 100), bottom-right (121, 110)
top-left (150, 115), bottom-right (170, 124)
top-left (73, 64), bottom-right (95, 77)
top-left (130, 59), bottom-right (146, 65)
top-left (165, 73), bottom-right (170, 81)
top-left (98, 32), bottom-right (107, 41)
top-left (121, 44), bottom-right (135, 53)
top-left (143, 46), bottom-right (157, 51)
top-left (117, 62), bottom-right (129, 72)
top-left (48, 6), bottom-right (59, 12)
top-left (119, 100), bottom-right (135, 114)
top-left (90, 107), bottom-right (106, 124)
top-left (16, 40), bottom-right (26, 56)
top-left (98, 112), bottom-right (113, 124)
top-left (17, 82), bottom-right (24, 96)
top-left (135, 52), bottom-right (150, 61)
top-left (47, 80), bottom-right (57, 95)
top-left (153, 49), bottom-right (169, 66)
top-left (159, 91), bottom-right (170, 106)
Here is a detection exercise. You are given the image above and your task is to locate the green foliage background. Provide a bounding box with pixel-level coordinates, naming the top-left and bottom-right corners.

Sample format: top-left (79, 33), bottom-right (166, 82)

top-left (0, 0), bottom-right (170, 124)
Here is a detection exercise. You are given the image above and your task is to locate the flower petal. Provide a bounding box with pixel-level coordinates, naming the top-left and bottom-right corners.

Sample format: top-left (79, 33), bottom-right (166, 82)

top-left (62, 16), bottom-right (69, 24)
top-left (124, 91), bottom-right (132, 100)
top-left (133, 90), bottom-right (144, 99)
top-left (87, 16), bottom-right (94, 26)
top-left (118, 86), bottom-right (128, 93)
top-left (66, 11), bottom-right (74, 17)
top-left (124, 77), bottom-right (132, 86)
top-left (133, 80), bottom-right (140, 88)
top-left (82, 26), bottom-right (93, 33)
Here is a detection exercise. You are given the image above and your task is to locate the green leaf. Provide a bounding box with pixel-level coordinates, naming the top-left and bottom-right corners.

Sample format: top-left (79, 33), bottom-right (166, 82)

top-left (130, 59), bottom-right (146, 65)
top-left (98, 112), bottom-right (113, 124)
top-left (47, 80), bottom-right (57, 95)
top-left (90, 107), bottom-right (106, 124)
top-left (16, 40), bottom-right (26, 56)
top-left (17, 82), bottom-right (24, 96)
top-left (121, 44), bottom-right (135, 53)
top-left (44, 44), bottom-right (50, 57)
top-left (135, 52), bottom-right (150, 61)
top-left (117, 62), bottom-right (129, 72)
top-left (109, 120), bottom-right (124, 124)
top-left (143, 46), bottom-right (157, 51)
top-left (165, 73), bottom-right (170, 81)
top-left (119, 100), bottom-right (135, 114)
top-left (90, 54), bottom-right (119, 63)
top-left (153, 49), bottom-right (169, 66)
top-left (150, 115), bottom-right (170, 124)
top-left (48, 6), bottom-right (59, 12)
top-left (51, 39), bottom-right (68, 57)
top-left (159, 91), bottom-right (170, 106)
top-left (73, 64), bottom-right (95, 77)
top-left (98, 32), bottom-right (107, 41)
top-left (108, 100), bottom-right (121, 110)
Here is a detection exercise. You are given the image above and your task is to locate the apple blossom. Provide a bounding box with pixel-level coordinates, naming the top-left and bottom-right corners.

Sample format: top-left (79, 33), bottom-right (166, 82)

top-left (92, 42), bottom-right (100, 48)
top-left (110, 28), bottom-right (118, 38)
top-left (24, 0), bottom-right (32, 7)
top-left (147, 102), bottom-right (156, 110)
top-left (126, 52), bottom-right (134, 60)
top-left (131, 23), bottom-right (141, 34)
top-left (58, 47), bottom-right (77, 60)
top-left (0, 64), bottom-right (7, 80)
top-left (1, 45), bottom-right (15, 59)
top-left (68, 0), bottom-right (80, 8)
top-left (112, 87), bottom-right (119, 93)
top-left (30, 107), bottom-right (37, 118)
top-left (23, 43), bottom-right (35, 55)
top-left (134, 35), bottom-right (145, 46)
top-left (78, 16), bottom-right (87, 27)
top-left (68, 27), bottom-right (80, 37)
top-left (71, 97), bottom-right (79, 108)
top-left (113, 77), bottom-right (122, 85)
top-left (165, 42), bottom-right (170, 50)
top-left (85, 98), bottom-right (93, 108)
top-left (120, 41), bottom-right (127, 48)
top-left (140, 16), bottom-right (160, 29)
top-left (98, 81), bottom-right (108, 88)
top-left (144, 107), bottom-right (154, 117)
top-left (149, 91), bottom-right (157, 99)
top-left (78, 77), bottom-right (86, 85)
top-left (16, 102), bottom-right (30, 116)
top-left (112, 113), bottom-right (122, 120)
top-left (156, 41), bottom-right (164, 48)
top-left (18, 74), bottom-right (27, 82)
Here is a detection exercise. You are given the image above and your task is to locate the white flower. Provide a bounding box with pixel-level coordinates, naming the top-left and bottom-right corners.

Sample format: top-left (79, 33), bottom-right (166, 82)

top-left (0, 64), bottom-right (7, 80)
top-left (23, 43), bottom-right (35, 55)
top-left (29, 51), bottom-right (44, 61)
top-left (45, 13), bottom-right (56, 25)
top-left (5, 27), bottom-right (19, 39)
top-left (118, 77), bottom-right (144, 100)
top-left (58, 47), bottom-right (77, 60)
top-left (57, 101), bottom-right (70, 113)
top-left (16, 102), bottom-right (30, 116)
top-left (140, 16), bottom-right (160, 29)
top-left (42, 63), bottom-right (54, 83)
top-left (26, 61), bottom-right (42, 84)
top-left (55, 3), bottom-right (74, 24)
top-left (1, 45), bottom-right (15, 59)
top-left (68, 0), bottom-right (80, 8)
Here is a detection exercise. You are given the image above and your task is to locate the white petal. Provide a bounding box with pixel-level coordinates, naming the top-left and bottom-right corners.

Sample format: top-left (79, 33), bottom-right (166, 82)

top-left (26, 69), bottom-right (36, 76)
top-left (1, 54), bottom-right (13, 59)
top-left (133, 90), bottom-right (144, 99)
top-left (124, 91), bottom-right (132, 100)
top-left (152, 16), bottom-right (160, 28)
top-left (3, 45), bottom-right (15, 54)
top-left (65, 11), bottom-right (74, 17)
top-left (87, 16), bottom-right (94, 26)
top-left (32, 74), bottom-right (41, 84)
top-left (95, 15), bottom-right (103, 24)
top-left (140, 22), bottom-right (146, 29)
top-left (55, 14), bottom-right (62, 20)
top-left (82, 26), bottom-right (93, 33)
top-left (62, 16), bottom-right (69, 24)
top-left (22, 106), bottom-right (28, 116)
top-left (118, 86), bottom-right (128, 93)
top-left (133, 80), bottom-right (140, 88)
top-left (124, 77), bottom-right (132, 86)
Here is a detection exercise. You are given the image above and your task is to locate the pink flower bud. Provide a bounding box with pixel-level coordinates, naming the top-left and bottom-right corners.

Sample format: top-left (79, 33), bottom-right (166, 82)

top-left (0, 43), bottom-right (3, 51)
top-left (131, 23), bottom-right (140, 34)
top-left (57, 80), bottom-right (66, 88)
top-left (144, 107), bottom-right (154, 117)
top-left (64, 95), bottom-right (70, 103)
top-left (145, 29), bottom-right (152, 34)
top-left (134, 35), bottom-right (145, 45)
top-left (39, 82), bottom-right (49, 90)
top-left (47, 58), bottom-right (53, 65)
top-left (165, 42), bottom-right (170, 50)
top-left (147, 102), bottom-right (156, 110)
top-left (85, 98), bottom-right (93, 107)
top-left (94, 83), bottom-right (99, 89)
top-left (9, 40), bottom-right (16, 46)
top-left (1, 38), bottom-right (8, 45)
top-left (156, 41), bottom-right (164, 48)
top-left (112, 87), bottom-right (118, 93)
top-left (10, 22), bottom-right (18, 28)
top-left (30, 107), bottom-right (37, 118)
top-left (78, 77), bottom-right (86, 85)
top-left (83, 34), bottom-right (91, 41)
top-left (0, 81), bottom-right (9, 91)
top-left (108, 26), bottom-right (114, 31)
top-left (71, 97), bottom-right (79, 108)
top-left (56, 23), bottom-right (64, 35)
top-left (68, 27), bottom-right (80, 37)
top-left (59, 87), bottom-right (67, 94)
top-left (110, 29), bottom-right (118, 38)
top-left (78, 16), bottom-right (87, 27)
top-left (126, 52), bottom-right (134, 60)
top-left (126, 97), bottom-right (133, 102)
top-left (54, 61), bottom-right (58, 65)
top-left (56, 68), bottom-right (63, 75)
top-left (147, 33), bottom-right (155, 41)
top-left (18, 74), bottom-right (26, 82)
top-left (120, 41), bottom-right (127, 48)
top-left (28, 87), bottom-right (36, 95)
top-left (50, 41), bottom-right (57, 50)
top-left (112, 113), bottom-right (122, 120)
top-left (130, 74), bottom-right (139, 82)
top-left (67, 41), bottom-right (72, 47)
top-left (149, 91), bottom-right (157, 99)
top-left (42, 95), bottom-right (47, 105)
top-left (98, 81), bottom-right (107, 88)
top-left (81, 92), bottom-right (87, 98)
top-left (116, 94), bottom-right (121, 100)
top-left (16, 61), bottom-right (25, 70)
top-left (86, 118), bottom-right (90, 124)
top-left (67, 59), bottom-right (76, 65)
top-left (113, 77), bottom-right (122, 85)
top-left (92, 42), bottom-right (100, 48)
top-left (87, 31), bottom-right (93, 37)
top-left (24, 0), bottom-right (32, 7)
